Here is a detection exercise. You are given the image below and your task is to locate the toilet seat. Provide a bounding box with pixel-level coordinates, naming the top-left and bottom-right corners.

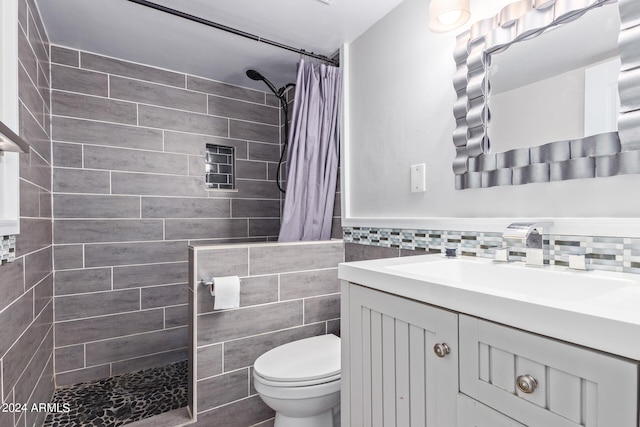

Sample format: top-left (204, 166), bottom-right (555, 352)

top-left (253, 334), bottom-right (341, 386)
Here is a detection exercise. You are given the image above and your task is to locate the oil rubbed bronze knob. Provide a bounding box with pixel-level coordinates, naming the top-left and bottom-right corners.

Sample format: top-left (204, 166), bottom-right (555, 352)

top-left (433, 343), bottom-right (451, 358)
top-left (516, 374), bottom-right (538, 394)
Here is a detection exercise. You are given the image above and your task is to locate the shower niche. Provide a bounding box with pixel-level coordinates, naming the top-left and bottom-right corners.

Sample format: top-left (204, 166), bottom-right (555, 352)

top-left (205, 143), bottom-right (236, 190)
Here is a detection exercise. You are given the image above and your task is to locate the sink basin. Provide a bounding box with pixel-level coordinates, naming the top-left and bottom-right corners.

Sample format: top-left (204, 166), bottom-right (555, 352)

top-left (386, 257), bottom-right (635, 302)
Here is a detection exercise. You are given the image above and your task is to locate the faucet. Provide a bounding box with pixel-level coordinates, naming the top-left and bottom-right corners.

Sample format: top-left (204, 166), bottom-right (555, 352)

top-left (503, 222), bottom-right (552, 267)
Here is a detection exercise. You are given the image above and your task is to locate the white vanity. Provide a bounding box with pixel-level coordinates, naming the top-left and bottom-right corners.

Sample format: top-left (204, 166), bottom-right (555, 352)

top-left (339, 255), bottom-right (640, 427)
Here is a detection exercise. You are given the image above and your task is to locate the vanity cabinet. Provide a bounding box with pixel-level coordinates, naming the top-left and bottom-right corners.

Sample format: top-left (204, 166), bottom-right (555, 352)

top-left (346, 284), bottom-right (458, 426)
top-left (343, 282), bottom-right (640, 427)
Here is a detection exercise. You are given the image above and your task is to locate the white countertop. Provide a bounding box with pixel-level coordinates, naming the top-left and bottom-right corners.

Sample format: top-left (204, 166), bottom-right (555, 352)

top-left (339, 254), bottom-right (640, 360)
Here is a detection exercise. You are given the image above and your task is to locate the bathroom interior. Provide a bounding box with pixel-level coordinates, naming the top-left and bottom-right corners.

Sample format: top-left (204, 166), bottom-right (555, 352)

top-left (1, 0), bottom-right (640, 426)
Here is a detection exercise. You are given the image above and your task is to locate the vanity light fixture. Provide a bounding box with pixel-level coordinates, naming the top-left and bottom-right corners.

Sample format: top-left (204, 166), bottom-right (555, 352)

top-left (534, 0), bottom-right (556, 9)
top-left (429, 0), bottom-right (471, 32)
top-left (0, 120), bottom-right (28, 154)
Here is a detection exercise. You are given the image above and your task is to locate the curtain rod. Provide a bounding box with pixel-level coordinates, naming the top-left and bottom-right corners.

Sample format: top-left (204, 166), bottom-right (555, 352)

top-left (124, 0), bottom-right (339, 66)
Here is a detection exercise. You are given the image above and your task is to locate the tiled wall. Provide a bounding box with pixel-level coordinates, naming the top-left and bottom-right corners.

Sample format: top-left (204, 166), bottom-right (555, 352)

top-left (0, 1), bottom-right (54, 426)
top-left (191, 240), bottom-right (344, 426)
top-left (50, 46), bottom-right (285, 386)
top-left (343, 226), bottom-right (640, 274)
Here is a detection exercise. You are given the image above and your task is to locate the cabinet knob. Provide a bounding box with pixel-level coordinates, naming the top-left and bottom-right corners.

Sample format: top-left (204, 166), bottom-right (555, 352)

top-left (516, 374), bottom-right (538, 394)
top-left (433, 343), bottom-right (450, 358)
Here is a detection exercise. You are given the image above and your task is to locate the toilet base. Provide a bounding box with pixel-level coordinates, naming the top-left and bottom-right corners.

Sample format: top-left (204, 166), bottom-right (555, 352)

top-left (274, 408), bottom-right (334, 427)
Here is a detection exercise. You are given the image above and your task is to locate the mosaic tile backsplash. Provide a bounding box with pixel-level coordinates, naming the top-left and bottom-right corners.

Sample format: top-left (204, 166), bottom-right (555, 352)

top-left (343, 226), bottom-right (640, 275)
top-left (1, 235), bottom-right (16, 264)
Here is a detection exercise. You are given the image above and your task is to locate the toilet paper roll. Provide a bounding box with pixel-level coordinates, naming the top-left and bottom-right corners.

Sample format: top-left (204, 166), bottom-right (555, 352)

top-left (212, 276), bottom-right (240, 310)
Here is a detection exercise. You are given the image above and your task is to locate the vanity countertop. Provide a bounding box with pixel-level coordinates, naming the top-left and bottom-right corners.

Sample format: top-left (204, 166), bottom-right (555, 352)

top-left (339, 254), bottom-right (640, 360)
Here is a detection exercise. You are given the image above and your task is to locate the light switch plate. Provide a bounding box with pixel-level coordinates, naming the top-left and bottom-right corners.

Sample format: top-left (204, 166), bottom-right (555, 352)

top-left (410, 164), bottom-right (426, 192)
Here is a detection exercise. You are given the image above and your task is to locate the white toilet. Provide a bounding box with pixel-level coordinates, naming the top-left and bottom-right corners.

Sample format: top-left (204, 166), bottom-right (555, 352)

top-left (253, 334), bottom-right (341, 427)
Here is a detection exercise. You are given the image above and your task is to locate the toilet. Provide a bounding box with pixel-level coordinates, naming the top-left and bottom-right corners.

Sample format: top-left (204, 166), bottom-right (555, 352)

top-left (253, 334), bottom-right (341, 427)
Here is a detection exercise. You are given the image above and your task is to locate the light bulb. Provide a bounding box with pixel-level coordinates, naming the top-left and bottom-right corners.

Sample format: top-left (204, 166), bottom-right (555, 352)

top-left (439, 9), bottom-right (462, 25)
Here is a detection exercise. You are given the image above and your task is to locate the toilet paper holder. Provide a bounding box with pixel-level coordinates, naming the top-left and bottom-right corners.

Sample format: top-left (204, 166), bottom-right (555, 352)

top-left (199, 279), bottom-right (215, 296)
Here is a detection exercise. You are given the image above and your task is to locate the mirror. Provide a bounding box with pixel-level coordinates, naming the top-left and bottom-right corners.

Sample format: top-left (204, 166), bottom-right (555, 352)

top-left (488, 4), bottom-right (620, 153)
top-left (452, 0), bottom-right (640, 190)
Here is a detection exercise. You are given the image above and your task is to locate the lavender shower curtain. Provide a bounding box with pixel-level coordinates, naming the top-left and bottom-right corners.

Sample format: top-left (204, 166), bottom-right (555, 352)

top-left (278, 59), bottom-right (342, 242)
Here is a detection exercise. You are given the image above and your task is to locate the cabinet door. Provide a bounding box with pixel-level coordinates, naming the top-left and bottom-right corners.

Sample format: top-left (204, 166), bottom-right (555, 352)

top-left (459, 315), bottom-right (639, 427)
top-left (348, 284), bottom-right (458, 427)
top-left (457, 394), bottom-right (526, 427)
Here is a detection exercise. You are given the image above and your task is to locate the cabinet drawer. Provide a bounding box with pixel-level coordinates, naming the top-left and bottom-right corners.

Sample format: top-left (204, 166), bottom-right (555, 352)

top-left (457, 394), bottom-right (525, 427)
top-left (459, 315), bottom-right (639, 427)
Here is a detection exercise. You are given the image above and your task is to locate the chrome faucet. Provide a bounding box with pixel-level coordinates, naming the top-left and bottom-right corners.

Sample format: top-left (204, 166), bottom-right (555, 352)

top-left (503, 222), bottom-right (552, 267)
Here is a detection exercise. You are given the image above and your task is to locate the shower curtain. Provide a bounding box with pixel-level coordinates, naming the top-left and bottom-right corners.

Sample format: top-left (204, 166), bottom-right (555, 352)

top-left (278, 59), bottom-right (342, 242)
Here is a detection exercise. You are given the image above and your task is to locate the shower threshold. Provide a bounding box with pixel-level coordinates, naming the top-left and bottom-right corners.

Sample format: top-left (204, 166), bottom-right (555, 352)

top-left (43, 360), bottom-right (188, 427)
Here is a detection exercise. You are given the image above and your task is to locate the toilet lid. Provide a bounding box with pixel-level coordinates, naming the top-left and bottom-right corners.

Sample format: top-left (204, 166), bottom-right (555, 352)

top-left (254, 334), bottom-right (340, 383)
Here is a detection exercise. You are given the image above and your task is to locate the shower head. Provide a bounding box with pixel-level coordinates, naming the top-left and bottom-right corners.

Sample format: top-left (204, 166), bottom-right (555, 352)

top-left (246, 69), bottom-right (265, 81)
top-left (245, 69), bottom-right (279, 99)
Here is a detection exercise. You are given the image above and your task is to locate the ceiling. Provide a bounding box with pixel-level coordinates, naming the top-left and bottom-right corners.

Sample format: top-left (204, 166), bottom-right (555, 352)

top-left (35, 0), bottom-right (405, 92)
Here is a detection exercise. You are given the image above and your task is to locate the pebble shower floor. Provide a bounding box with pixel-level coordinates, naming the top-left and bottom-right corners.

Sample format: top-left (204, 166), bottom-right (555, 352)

top-left (43, 360), bottom-right (188, 426)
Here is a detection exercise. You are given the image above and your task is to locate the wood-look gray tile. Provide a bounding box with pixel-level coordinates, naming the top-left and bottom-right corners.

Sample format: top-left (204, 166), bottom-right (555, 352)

top-left (231, 199), bottom-right (280, 219)
top-left (141, 197), bottom-right (230, 219)
top-left (53, 116), bottom-right (163, 150)
top-left (24, 361), bottom-right (55, 427)
top-left (20, 179), bottom-right (40, 218)
top-left (196, 369), bottom-right (248, 412)
top-left (2, 301), bottom-right (51, 397)
top-left (113, 262), bottom-right (188, 289)
top-left (20, 148), bottom-right (51, 192)
top-left (165, 305), bottom-right (188, 328)
top-left (55, 309), bottom-right (165, 347)
top-left (249, 242), bottom-right (343, 275)
top-left (24, 246), bottom-right (52, 290)
top-left (34, 273), bottom-right (52, 319)
top-left (249, 219), bottom-right (280, 237)
top-left (247, 142), bottom-right (281, 162)
top-left (53, 168), bottom-right (110, 194)
top-left (54, 268), bottom-right (112, 296)
top-left (111, 172), bottom-right (208, 197)
top-left (19, 64), bottom-right (45, 128)
top-left (85, 326), bottom-right (188, 366)
top-left (165, 218), bottom-right (248, 240)
top-left (13, 327), bottom-right (53, 405)
top-left (84, 241), bottom-right (188, 268)
top-left (52, 64), bottom-right (108, 97)
top-left (223, 324), bottom-right (325, 372)
top-left (54, 219), bottom-right (164, 244)
top-left (197, 300), bottom-right (302, 346)
top-left (19, 26), bottom-right (38, 86)
top-left (234, 179), bottom-right (281, 200)
top-left (55, 365), bottom-right (111, 387)
top-left (81, 52), bottom-right (185, 87)
top-left (52, 91), bottom-right (137, 125)
top-left (53, 244), bottom-right (84, 270)
top-left (138, 104), bottom-right (228, 137)
top-left (51, 46), bottom-right (79, 67)
top-left (197, 274), bottom-right (278, 315)
top-left (20, 102), bottom-right (51, 162)
top-left (54, 289), bottom-right (140, 321)
top-left (187, 76), bottom-right (265, 104)
top-left (327, 319), bottom-right (340, 336)
top-left (52, 142), bottom-right (82, 168)
top-left (164, 132), bottom-right (247, 158)
top-left (110, 76), bottom-right (207, 113)
top-left (15, 218), bottom-right (51, 257)
top-left (304, 294), bottom-right (340, 324)
top-left (111, 348), bottom-right (188, 376)
top-left (39, 191), bottom-right (52, 219)
top-left (192, 395), bottom-right (273, 427)
top-left (0, 258), bottom-right (24, 312)
top-left (83, 145), bottom-right (189, 175)
top-left (229, 120), bottom-right (279, 144)
top-left (27, 7), bottom-right (48, 65)
top-left (279, 268), bottom-right (340, 301)
top-left (53, 194), bottom-right (141, 219)
top-left (236, 160), bottom-right (268, 180)
top-left (197, 344), bottom-right (222, 380)
top-left (196, 247), bottom-right (249, 279)
top-left (141, 284), bottom-right (188, 309)
top-left (344, 242), bottom-right (400, 262)
top-left (54, 345), bottom-right (84, 373)
top-left (208, 96), bottom-right (279, 126)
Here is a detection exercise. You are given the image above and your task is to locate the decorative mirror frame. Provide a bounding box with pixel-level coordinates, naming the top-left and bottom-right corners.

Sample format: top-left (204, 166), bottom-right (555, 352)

top-left (452, 0), bottom-right (640, 189)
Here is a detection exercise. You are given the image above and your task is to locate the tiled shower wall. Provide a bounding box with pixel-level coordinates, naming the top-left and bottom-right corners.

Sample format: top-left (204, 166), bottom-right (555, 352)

top-left (0, 1), bottom-right (54, 426)
top-left (191, 240), bottom-right (343, 426)
top-left (50, 46), bottom-right (285, 386)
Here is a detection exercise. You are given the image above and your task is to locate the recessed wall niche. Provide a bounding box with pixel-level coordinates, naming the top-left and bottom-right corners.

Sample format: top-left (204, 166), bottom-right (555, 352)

top-left (205, 143), bottom-right (235, 190)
